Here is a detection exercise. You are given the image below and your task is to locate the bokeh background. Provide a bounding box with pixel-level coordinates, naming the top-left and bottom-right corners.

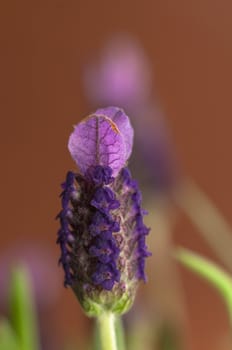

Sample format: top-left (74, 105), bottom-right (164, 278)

top-left (1, 1), bottom-right (232, 349)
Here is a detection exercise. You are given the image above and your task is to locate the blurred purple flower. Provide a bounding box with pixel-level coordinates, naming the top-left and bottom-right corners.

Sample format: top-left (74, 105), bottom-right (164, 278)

top-left (130, 105), bottom-right (179, 193)
top-left (83, 37), bottom-right (152, 110)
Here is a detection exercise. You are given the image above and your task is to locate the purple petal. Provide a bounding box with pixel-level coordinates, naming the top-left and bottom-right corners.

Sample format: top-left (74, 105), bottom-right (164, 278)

top-left (96, 107), bottom-right (134, 160)
top-left (68, 113), bottom-right (131, 177)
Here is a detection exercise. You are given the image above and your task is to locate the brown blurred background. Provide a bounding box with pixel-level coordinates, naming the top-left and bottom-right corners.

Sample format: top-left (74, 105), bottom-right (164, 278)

top-left (1, 1), bottom-right (232, 349)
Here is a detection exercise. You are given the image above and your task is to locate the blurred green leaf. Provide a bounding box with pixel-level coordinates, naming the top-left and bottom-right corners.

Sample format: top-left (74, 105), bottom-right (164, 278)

top-left (157, 322), bottom-right (182, 350)
top-left (175, 248), bottom-right (232, 323)
top-left (0, 318), bottom-right (19, 350)
top-left (9, 265), bottom-right (40, 350)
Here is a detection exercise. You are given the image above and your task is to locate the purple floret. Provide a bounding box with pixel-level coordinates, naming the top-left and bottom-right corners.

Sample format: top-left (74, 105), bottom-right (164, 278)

top-left (57, 171), bottom-right (77, 286)
top-left (92, 262), bottom-right (120, 291)
top-left (89, 237), bottom-right (120, 263)
top-left (91, 187), bottom-right (120, 215)
top-left (86, 165), bottom-right (114, 185)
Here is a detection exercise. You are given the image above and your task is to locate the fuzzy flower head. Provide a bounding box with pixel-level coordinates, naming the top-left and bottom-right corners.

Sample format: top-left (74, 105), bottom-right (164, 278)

top-left (57, 107), bottom-right (150, 316)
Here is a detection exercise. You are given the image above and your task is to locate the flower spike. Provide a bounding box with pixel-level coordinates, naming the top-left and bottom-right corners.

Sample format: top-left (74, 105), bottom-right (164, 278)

top-left (57, 107), bottom-right (150, 316)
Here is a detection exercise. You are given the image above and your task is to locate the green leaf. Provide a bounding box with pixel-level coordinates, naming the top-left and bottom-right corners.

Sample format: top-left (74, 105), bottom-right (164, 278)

top-left (0, 318), bottom-right (19, 350)
top-left (175, 248), bottom-right (232, 323)
top-left (9, 265), bottom-right (40, 350)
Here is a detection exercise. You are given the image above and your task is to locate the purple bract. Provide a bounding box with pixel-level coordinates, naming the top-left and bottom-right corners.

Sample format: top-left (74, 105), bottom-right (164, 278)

top-left (68, 107), bottom-right (133, 177)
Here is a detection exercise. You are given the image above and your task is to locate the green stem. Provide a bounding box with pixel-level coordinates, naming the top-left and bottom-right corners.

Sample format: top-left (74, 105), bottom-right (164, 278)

top-left (97, 312), bottom-right (118, 350)
top-left (114, 316), bottom-right (126, 350)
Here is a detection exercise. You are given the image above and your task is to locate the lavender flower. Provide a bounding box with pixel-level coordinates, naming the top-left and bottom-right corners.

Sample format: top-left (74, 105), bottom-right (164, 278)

top-left (83, 37), bottom-right (152, 110)
top-left (57, 107), bottom-right (150, 316)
